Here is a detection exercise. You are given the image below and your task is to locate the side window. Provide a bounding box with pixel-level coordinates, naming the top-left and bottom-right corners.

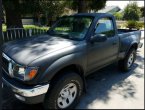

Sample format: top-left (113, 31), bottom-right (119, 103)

top-left (95, 17), bottom-right (115, 37)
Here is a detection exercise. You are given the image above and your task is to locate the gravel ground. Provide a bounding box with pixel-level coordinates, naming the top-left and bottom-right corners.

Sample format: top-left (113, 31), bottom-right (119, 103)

top-left (2, 39), bottom-right (144, 109)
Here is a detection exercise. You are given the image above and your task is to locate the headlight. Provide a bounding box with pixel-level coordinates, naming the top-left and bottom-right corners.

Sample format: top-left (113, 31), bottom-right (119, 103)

top-left (3, 53), bottom-right (38, 81)
top-left (19, 67), bottom-right (25, 75)
top-left (13, 66), bottom-right (38, 81)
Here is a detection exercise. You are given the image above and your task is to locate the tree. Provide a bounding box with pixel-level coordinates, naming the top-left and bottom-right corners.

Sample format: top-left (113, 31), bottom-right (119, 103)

top-left (21, 0), bottom-right (42, 26)
top-left (3, 0), bottom-right (41, 28)
top-left (3, 0), bottom-right (107, 28)
top-left (140, 7), bottom-right (144, 17)
top-left (39, 0), bottom-right (67, 26)
top-left (66, 0), bottom-right (107, 13)
top-left (3, 0), bottom-right (67, 28)
top-left (113, 12), bottom-right (123, 20)
top-left (3, 0), bottom-right (23, 28)
top-left (123, 2), bottom-right (141, 21)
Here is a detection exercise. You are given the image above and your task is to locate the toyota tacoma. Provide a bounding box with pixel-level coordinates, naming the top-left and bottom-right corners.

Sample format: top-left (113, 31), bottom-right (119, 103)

top-left (2, 13), bottom-right (143, 109)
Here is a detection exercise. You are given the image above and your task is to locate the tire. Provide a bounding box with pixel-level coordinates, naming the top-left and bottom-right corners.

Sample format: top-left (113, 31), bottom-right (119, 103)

top-left (118, 48), bottom-right (136, 72)
top-left (43, 72), bottom-right (83, 109)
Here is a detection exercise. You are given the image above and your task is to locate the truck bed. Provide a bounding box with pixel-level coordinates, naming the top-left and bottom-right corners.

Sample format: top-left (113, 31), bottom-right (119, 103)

top-left (118, 29), bottom-right (141, 58)
top-left (118, 29), bottom-right (141, 40)
top-left (118, 29), bottom-right (140, 34)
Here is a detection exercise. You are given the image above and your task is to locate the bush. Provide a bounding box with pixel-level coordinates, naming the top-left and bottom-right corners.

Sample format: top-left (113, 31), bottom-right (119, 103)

top-left (114, 12), bottom-right (123, 20)
top-left (23, 25), bottom-right (49, 31)
top-left (2, 24), bottom-right (6, 32)
top-left (126, 21), bottom-right (144, 30)
top-left (125, 20), bottom-right (137, 29)
top-left (136, 22), bottom-right (144, 29)
top-left (140, 7), bottom-right (145, 17)
top-left (123, 2), bottom-right (141, 21)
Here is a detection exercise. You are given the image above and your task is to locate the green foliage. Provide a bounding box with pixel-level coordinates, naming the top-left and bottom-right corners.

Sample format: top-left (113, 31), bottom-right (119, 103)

top-left (116, 23), bottom-right (125, 29)
top-left (19, 0), bottom-right (67, 25)
top-left (2, 24), bottom-right (6, 32)
top-left (2, 24), bottom-right (49, 32)
top-left (66, 0), bottom-right (107, 13)
top-left (125, 21), bottom-right (144, 30)
top-left (123, 2), bottom-right (141, 21)
top-left (3, 0), bottom-right (41, 16)
top-left (20, 0), bottom-right (42, 16)
top-left (23, 25), bottom-right (49, 30)
top-left (140, 7), bottom-right (145, 17)
top-left (3, 0), bottom-right (107, 27)
top-left (22, 0), bottom-right (107, 24)
top-left (113, 12), bottom-right (123, 20)
top-left (126, 20), bottom-right (137, 29)
top-left (39, 0), bottom-right (67, 25)
top-left (135, 22), bottom-right (144, 29)
top-left (89, 0), bottom-right (106, 12)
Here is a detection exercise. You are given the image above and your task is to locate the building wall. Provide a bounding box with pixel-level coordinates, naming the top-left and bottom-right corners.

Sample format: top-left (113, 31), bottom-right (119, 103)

top-left (22, 19), bottom-right (34, 25)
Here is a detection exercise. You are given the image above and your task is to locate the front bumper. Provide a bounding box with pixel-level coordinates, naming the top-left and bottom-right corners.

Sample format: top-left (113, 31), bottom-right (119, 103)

top-left (2, 77), bottom-right (49, 104)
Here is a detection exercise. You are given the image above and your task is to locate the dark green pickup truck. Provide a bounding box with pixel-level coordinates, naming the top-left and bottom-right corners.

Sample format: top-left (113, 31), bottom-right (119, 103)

top-left (2, 13), bottom-right (143, 109)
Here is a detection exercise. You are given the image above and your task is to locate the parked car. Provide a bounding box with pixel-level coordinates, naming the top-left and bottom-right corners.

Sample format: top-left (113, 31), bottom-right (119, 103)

top-left (2, 13), bottom-right (143, 109)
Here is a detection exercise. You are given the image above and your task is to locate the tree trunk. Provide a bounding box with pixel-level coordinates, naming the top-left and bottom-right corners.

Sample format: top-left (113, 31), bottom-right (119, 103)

top-left (5, 9), bottom-right (23, 28)
top-left (47, 15), bottom-right (53, 26)
top-left (3, 0), bottom-right (23, 29)
top-left (45, 12), bottom-right (48, 26)
top-left (38, 15), bottom-right (41, 26)
top-left (78, 0), bottom-right (87, 13)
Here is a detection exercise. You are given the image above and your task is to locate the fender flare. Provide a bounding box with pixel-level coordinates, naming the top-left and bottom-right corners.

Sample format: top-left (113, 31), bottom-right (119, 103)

top-left (38, 53), bottom-right (87, 83)
top-left (125, 41), bottom-right (138, 56)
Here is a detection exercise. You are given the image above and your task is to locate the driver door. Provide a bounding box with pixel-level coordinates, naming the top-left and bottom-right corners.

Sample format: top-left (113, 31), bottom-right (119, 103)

top-left (87, 17), bottom-right (119, 73)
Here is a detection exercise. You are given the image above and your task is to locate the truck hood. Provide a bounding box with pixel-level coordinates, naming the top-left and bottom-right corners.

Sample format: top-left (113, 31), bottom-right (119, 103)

top-left (2, 34), bottom-right (79, 65)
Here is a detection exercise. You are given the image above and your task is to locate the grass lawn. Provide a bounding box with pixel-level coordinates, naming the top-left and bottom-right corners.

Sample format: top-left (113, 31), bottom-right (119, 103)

top-left (2, 24), bottom-right (7, 32)
top-left (2, 24), bottom-right (49, 32)
top-left (23, 25), bottom-right (49, 30)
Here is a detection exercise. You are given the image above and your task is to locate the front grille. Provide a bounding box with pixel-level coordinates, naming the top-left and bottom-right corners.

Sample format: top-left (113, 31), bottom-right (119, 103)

top-left (2, 55), bottom-right (9, 74)
top-left (2, 53), bottom-right (20, 78)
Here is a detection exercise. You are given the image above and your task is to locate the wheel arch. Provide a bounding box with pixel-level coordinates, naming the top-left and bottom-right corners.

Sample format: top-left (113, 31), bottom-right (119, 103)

top-left (49, 64), bottom-right (87, 92)
top-left (125, 42), bottom-right (138, 56)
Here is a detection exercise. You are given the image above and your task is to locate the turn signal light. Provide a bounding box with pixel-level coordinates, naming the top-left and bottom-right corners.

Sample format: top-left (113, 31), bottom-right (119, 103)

top-left (28, 69), bottom-right (37, 79)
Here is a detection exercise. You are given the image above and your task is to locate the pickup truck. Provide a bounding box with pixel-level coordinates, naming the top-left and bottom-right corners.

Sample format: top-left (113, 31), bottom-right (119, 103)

top-left (2, 13), bottom-right (143, 109)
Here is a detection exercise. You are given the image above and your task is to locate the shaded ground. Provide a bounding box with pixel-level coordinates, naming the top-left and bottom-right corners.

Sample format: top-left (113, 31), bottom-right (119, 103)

top-left (2, 39), bottom-right (144, 109)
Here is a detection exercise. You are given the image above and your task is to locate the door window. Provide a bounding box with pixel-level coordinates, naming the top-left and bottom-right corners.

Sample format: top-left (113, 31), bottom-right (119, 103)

top-left (95, 18), bottom-right (115, 37)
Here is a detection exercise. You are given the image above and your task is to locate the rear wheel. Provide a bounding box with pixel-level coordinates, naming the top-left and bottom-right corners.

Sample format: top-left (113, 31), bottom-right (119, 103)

top-left (118, 48), bottom-right (136, 72)
top-left (43, 72), bottom-right (83, 109)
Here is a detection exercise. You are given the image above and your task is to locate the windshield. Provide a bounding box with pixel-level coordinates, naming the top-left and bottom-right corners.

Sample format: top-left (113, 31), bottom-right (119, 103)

top-left (47, 16), bottom-right (94, 40)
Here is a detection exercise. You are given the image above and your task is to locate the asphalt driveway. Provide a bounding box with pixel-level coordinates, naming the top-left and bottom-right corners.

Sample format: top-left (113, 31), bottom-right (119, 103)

top-left (2, 39), bottom-right (144, 109)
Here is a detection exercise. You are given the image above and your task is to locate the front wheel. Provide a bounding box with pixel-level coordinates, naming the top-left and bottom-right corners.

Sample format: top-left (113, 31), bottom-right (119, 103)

top-left (118, 48), bottom-right (136, 72)
top-left (43, 72), bottom-right (83, 109)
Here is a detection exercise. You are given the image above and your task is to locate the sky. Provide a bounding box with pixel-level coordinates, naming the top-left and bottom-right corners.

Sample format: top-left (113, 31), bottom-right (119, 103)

top-left (106, 1), bottom-right (144, 9)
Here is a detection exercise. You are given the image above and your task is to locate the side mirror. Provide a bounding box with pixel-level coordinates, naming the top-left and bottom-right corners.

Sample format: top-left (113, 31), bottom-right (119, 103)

top-left (90, 34), bottom-right (107, 43)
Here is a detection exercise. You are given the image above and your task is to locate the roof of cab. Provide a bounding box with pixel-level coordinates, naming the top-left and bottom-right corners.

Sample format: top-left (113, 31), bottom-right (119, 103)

top-left (73, 13), bottom-right (113, 17)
